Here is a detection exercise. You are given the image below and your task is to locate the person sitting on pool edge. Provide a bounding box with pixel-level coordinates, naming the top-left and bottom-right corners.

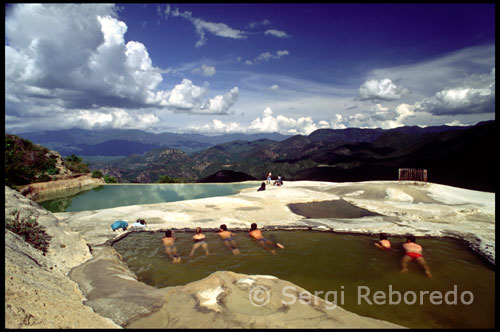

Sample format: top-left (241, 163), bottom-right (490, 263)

top-left (111, 220), bottom-right (129, 232)
top-left (374, 233), bottom-right (391, 250)
top-left (189, 227), bottom-right (210, 257)
top-left (130, 219), bottom-right (147, 229)
top-left (257, 182), bottom-right (266, 191)
top-left (162, 230), bottom-right (181, 263)
top-left (218, 224), bottom-right (240, 255)
top-left (249, 223), bottom-right (284, 254)
top-left (401, 235), bottom-right (432, 278)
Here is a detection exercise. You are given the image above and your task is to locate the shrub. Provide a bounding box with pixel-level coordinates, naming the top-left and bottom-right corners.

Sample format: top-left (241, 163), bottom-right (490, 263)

top-left (65, 154), bottom-right (82, 163)
top-left (47, 167), bottom-right (59, 175)
top-left (65, 161), bottom-right (90, 173)
top-left (6, 210), bottom-right (52, 255)
top-left (92, 170), bottom-right (103, 178)
top-left (156, 175), bottom-right (180, 183)
top-left (103, 175), bottom-right (118, 183)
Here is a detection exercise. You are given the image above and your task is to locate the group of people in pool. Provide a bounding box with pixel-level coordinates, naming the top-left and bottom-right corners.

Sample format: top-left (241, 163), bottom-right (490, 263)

top-left (112, 220), bottom-right (431, 277)
top-left (162, 223), bottom-right (285, 263)
top-left (375, 233), bottom-right (433, 278)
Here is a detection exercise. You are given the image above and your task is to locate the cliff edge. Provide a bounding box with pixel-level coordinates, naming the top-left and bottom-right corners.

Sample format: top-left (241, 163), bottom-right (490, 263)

top-left (4, 186), bottom-right (121, 328)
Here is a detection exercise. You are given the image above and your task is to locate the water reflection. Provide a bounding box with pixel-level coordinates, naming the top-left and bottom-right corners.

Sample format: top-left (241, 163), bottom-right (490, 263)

top-left (41, 183), bottom-right (258, 212)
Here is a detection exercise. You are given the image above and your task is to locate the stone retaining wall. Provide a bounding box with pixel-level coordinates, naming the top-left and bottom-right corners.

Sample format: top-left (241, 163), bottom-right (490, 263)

top-left (19, 173), bottom-right (104, 201)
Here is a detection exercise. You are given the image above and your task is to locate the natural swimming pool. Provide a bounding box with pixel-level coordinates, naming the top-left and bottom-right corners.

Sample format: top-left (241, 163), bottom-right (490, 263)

top-left (112, 230), bottom-right (495, 329)
top-left (39, 182), bottom-right (259, 212)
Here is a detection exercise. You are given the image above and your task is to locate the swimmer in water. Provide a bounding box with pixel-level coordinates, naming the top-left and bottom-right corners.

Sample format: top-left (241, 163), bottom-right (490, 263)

top-left (374, 233), bottom-right (391, 250)
top-left (189, 227), bottom-right (210, 257)
top-left (400, 235), bottom-right (432, 278)
top-left (217, 224), bottom-right (240, 255)
top-left (249, 223), bottom-right (284, 254)
top-left (162, 230), bottom-right (181, 263)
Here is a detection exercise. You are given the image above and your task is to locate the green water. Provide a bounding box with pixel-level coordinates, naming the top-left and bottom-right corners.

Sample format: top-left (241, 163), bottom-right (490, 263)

top-left (113, 231), bottom-right (495, 329)
top-left (40, 183), bottom-right (258, 212)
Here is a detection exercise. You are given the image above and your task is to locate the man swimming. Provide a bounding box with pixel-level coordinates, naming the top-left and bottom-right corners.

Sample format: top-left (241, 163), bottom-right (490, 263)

top-left (249, 223), bottom-right (284, 254)
top-left (189, 227), bottom-right (210, 257)
top-left (162, 230), bottom-right (181, 263)
top-left (374, 233), bottom-right (391, 250)
top-left (217, 224), bottom-right (240, 255)
top-left (401, 235), bottom-right (432, 278)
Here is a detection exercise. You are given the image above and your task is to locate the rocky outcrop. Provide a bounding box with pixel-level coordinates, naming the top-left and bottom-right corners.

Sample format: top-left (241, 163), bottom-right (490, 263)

top-left (44, 148), bottom-right (72, 176)
top-left (125, 270), bottom-right (403, 328)
top-left (4, 186), bottom-right (120, 328)
top-left (19, 173), bottom-right (104, 201)
top-left (5, 230), bottom-right (121, 329)
top-left (69, 245), bottom-right (170, 326)
top-left (5, 186), bottom-right (95, 273)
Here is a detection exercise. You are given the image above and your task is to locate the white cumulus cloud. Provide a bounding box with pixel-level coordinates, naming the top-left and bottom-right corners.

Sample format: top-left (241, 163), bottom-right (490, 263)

top-left (166, 79), bottom-right (207, 110)
top-left (188, 107), bottom-right (332, 135)
top-left (200, 87), bottom-right (239, 115)
top-left (358, 78), bottom-right (407, 101)
top-left (394, 68), bottom-right (495, 117)
top-left (5, 4), bottom-right (240, 133)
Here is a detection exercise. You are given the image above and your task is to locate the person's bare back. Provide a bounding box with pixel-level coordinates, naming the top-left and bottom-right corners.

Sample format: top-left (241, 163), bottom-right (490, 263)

top-left (249, 223), bottom-right (284, 254)
top-left (218, 224), bottom-right (240, 255)
top-left (401, 235), bottom-right (431, 278)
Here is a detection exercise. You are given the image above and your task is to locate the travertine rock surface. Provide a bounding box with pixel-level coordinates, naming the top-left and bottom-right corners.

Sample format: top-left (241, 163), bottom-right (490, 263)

top-left (125, 270), bottom-right (403, 328)
top-left (5, 180), bottom-right (494, 328)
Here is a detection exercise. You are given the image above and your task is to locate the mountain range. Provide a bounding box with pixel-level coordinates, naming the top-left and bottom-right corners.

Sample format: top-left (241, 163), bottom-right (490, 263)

top-left (14, 121), bottom-right (487, 192)
top-left (13, 121), bottom-right (495, 192)
top-left (15, 128), bottom-right (290, 156)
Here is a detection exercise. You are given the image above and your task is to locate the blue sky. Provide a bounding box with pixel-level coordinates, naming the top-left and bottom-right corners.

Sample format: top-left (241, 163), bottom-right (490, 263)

top-left (5, 3), bottom-right (495, 135)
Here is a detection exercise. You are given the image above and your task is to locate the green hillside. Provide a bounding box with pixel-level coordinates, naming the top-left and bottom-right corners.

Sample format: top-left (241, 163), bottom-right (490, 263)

top-left (5, 134), bottom-right (90, 188)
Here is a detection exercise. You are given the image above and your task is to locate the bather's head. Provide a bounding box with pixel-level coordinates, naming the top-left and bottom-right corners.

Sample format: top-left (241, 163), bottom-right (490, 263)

top-left (406, 235), bottom-right (416, 243)
top-left (165, 230), bottom-right (172, 237)
top-left (196, 227), bottom-right (202, 234)
top-left (220, 224), bottom-right (227, 231)
top-left (380, 233), bottom-right (388, 241)
top-left (250, 223), bottom-right (257, 231)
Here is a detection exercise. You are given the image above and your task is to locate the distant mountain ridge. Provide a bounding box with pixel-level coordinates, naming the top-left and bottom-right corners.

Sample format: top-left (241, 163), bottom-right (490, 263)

top-left (15, 129), bottom-right (291, 156)
top-left (86, 121), bottom-right (494, 192)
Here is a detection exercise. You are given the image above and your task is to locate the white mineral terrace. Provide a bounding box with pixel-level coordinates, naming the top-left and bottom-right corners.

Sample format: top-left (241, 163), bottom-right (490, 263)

top-left (55, 181), bottom-right (495, 265)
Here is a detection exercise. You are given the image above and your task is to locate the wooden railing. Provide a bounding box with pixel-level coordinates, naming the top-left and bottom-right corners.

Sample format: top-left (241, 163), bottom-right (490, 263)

top-left (398, 168), bottom-right (427, 184)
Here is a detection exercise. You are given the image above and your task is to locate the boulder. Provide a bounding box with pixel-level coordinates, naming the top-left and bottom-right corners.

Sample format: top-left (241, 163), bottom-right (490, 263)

top-left (125, 270), bottom-right (403, 328)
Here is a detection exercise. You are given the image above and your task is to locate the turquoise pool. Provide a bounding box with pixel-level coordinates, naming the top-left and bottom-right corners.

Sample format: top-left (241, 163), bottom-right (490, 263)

top-left (40, 182), bottom-right (258, 212)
